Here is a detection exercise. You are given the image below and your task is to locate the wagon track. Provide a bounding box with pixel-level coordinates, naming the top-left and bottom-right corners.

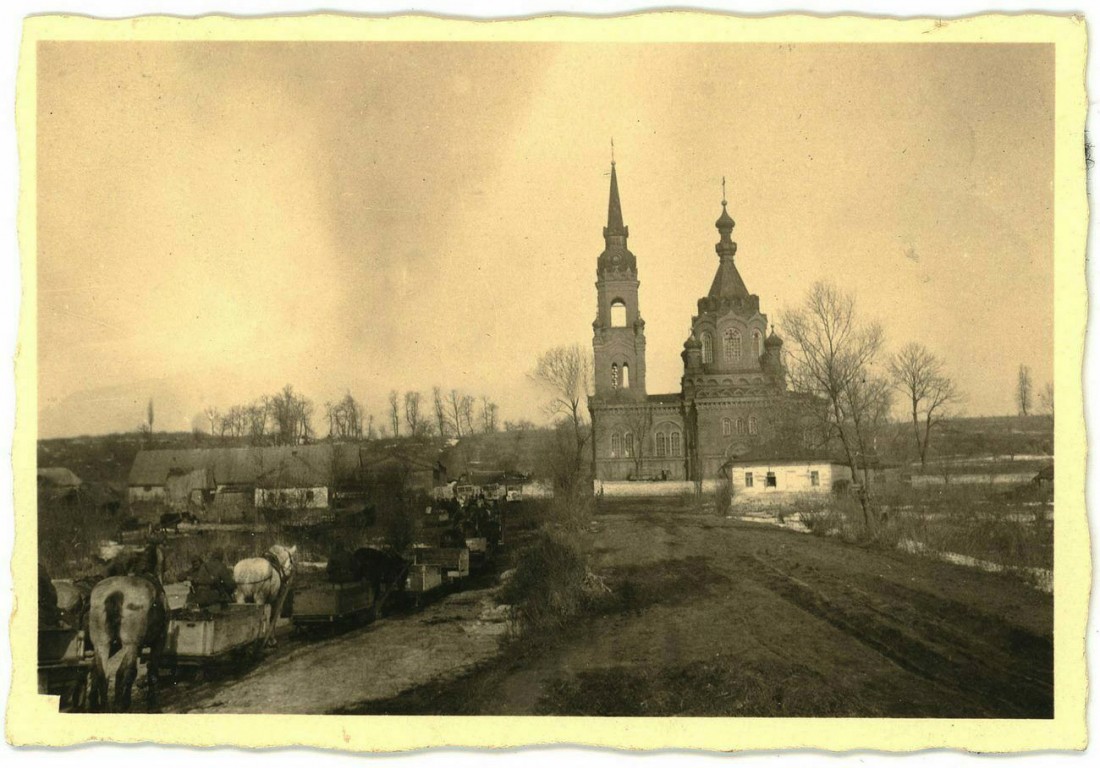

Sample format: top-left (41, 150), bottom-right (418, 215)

top-left (742, 552), bottom-right (1052, 718)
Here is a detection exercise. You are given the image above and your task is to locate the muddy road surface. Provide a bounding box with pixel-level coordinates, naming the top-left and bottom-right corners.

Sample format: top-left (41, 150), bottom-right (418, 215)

top-left (159, 584), bottom-right (512, 714)
top-left (356, 508), bottom-right (1053, 718)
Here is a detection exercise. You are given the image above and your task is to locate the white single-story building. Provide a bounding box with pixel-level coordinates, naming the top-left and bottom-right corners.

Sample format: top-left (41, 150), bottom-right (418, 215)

top-left (724, 453), bottom-right (853, 502)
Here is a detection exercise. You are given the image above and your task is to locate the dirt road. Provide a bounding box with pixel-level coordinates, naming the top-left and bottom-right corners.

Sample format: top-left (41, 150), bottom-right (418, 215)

top-left (358, 508), bottom-right (1053, 718)
top-left (162, 586), bottom-right (511, 714)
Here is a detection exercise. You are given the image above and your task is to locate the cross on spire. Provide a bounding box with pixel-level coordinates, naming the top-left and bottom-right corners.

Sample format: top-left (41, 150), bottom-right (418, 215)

top-left (611, 137), bottom-right (615, 166)
top-left (721, 176), bottom-right (727, 207)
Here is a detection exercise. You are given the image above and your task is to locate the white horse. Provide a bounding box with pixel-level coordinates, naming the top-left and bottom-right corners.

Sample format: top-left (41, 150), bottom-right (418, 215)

top-left (233, 544), bottom-right (296, 606)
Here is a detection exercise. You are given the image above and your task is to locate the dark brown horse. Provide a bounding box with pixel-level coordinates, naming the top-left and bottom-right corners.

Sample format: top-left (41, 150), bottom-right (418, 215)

top-left (351, 547), bottom-right (408, 605)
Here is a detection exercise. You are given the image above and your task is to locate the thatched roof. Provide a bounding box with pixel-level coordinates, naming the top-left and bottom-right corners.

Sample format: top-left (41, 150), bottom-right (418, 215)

top-left (129, 444), bottom-right (366, 488)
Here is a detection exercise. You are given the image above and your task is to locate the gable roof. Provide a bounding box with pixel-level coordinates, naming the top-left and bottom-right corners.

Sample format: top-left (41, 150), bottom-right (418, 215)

top-left (129, 444), bottom-right (369, 488)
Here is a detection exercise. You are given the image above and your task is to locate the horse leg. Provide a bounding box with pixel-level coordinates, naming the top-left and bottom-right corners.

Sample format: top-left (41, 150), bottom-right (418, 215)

top-left (115, 647), bottom-right (138, 712)
top-left (144, 633), bottom-right (166, 713)
top-left (88, 649), bottom-right (108, 712)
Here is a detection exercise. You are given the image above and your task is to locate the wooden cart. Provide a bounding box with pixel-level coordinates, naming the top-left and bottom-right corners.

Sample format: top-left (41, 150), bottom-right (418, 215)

top-left (291, 580), bottom-right (375, 627)
top-left (164, 603), bottom-right (270, 672)
top-left (413, 546), bottom-right (470, 582)
top-left (37, 627), bottom-right (90, 711)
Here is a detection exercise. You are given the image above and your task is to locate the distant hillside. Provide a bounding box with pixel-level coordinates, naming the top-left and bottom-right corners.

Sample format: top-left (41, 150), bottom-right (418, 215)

top-left (440, 428), bottom-right (557, 480)
top-left (879, 414), bottom-right (1053, 470)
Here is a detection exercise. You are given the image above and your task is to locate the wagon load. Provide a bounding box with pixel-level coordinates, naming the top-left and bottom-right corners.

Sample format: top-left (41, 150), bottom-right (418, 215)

top-left (465, 537), bottom-right (489, 555)
top-left (413, 546), bottom-right (469, 581)
top-left (163, 581), bottom-right (192, 612)
top-left (38, 626), bottom-right (85, 665)
top-left (37, 626), bottom-right (90, 710)
top-left (165, 603), bottom-right (270, 664)
top-left (292, 580), bottom-right (374, 626)
top-left (405, 563), bottom-right (443, 594)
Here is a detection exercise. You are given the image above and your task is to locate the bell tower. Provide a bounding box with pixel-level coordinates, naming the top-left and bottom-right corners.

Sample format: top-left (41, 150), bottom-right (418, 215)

top-left (592, 159), bottom-right (647, 400)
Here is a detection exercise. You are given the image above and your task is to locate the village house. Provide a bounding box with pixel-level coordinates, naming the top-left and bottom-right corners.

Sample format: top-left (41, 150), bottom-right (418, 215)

top-left (128, 442), bottom-right (448, 521)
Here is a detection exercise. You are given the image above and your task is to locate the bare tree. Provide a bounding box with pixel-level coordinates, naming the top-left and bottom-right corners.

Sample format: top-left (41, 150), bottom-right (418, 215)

top-left (459, 395), bottom-right (476, 436)
top-left (1038, 381), bottom-right (1054, 419)
top-left (245, 399), bottom-right (270, 444)
top-left (621, 406), bottom-right (652, 478)
top-left (781, 281), bottom-right (890, 529)
top-left (432, 386), bottom-right (450, 438)
top-left (529, 343), bottom-right (594, 491)
top-left (325, 393), bottom-right (364, 439)
top-left (1017, 365), bottom-right (1033, 416)
top-left (269, 385), bottom-right (313, 445)
top-left (404, 391), bottom-right (426, 436)
top-left (204, 405), bottom-right (221, 436)
top-left (888, 342), bottom-right (961, 468)
top-left (388, 390), bottom-right (401, 437)
top-left (447, 389), bottom-right (465, 438)
top-left (480, 396), bottom-right (499, 433)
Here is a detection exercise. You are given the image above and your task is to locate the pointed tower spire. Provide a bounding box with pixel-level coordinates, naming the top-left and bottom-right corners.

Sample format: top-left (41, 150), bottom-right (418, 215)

top-left (708, 175), bottom-right (749, 299)
top-left (606, 159), bottom-right (626, 236)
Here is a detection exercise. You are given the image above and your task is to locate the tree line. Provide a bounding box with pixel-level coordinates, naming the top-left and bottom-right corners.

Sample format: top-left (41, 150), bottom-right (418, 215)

top-left (194, 385), bottom-right (502, 445)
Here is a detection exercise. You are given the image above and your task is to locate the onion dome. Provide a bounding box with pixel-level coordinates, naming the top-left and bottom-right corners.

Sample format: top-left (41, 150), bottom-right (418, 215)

top-left (715, 200), bottom-right (735, 232)
top-left (684, 334), bottom-right (702, 350)
top-left (765, 329), bottom-right (783, 348)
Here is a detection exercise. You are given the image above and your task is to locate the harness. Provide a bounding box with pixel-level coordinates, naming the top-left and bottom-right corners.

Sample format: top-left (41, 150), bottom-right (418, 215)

top-left (264, 552), bottom-right (288, 584)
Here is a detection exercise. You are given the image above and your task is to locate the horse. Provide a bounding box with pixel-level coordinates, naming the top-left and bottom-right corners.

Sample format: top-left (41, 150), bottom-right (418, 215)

top-left (351, 547), bottom-right (408, 611)
top-left (233, 544), bottom-right (296, 606)
top-left (233, 544), bottom-right (296, 646)
top-left (86, 574), bottom-right (167, 712)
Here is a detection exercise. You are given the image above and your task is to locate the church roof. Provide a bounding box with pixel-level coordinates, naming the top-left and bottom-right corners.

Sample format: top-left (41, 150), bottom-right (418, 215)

top-left (707, 258), bottom-right (751, 300)
top-left (646, 393), bottom-right (682, 404)
top-left (706, 198), bottom-right (751, 300)
top-left (606, 162), bottom-right (625, 235)
top-left (598, 161), bottom-right (636, 276)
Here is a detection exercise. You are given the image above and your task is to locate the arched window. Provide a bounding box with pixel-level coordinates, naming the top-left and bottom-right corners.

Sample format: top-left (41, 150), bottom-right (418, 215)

top-left (624, 432), bottom-right (634, 457)
top-left (610, 299), bottom-right (627, 328)
top-left (611, 363), bottom-right (619, 389)
top-left (622, 363), bottom-right (630, 388)
top-left (656, 432), bottom-right (668, 458)
top-left (722, 417), bottom-right (732, 437)
top-left (753, 329), bottom-right (763, 357)
top-left (670, 432), bottom-right (681, 457)
top-left (748, 416), bottom-right (758, 435)
top-left (611, 433), bottom-right (621, 458)
top-left (701, 332), bottom-right (714, 364)
top-left (736, 417), bottom-right (746, 436)
top-left (724, 328), bottom-right (742, 362)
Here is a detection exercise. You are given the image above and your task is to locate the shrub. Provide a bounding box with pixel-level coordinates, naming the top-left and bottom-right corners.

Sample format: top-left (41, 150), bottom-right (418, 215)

top-left (714, 478), bottom-right (732, 517)
top-left (499, 530), bottom-right (588, 632)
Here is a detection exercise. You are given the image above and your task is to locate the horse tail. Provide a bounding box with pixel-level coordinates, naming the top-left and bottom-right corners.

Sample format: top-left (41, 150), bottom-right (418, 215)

top-left (104, 590), bottom-right (124, 658)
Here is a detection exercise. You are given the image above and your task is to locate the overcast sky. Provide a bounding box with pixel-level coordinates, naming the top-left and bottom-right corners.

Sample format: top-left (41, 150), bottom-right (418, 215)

top-left (35, 41), bottom-right (1053, 438)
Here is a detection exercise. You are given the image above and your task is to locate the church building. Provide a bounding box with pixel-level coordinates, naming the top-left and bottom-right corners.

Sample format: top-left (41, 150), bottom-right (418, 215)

top-left (589, 162), bottom-right (789, 483)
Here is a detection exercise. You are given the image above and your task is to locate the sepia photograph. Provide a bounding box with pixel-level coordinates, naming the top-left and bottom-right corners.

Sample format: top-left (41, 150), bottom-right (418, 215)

top-left (6, 8), bottom-right (1089, 754)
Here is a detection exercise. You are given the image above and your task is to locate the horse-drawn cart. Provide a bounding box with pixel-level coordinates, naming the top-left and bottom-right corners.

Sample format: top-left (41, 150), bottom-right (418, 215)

top-left (164, 603), bottom-right (271, 672)
top-left (413, 547), bottom-right (470, 582)
top-left (291, 580), bottom-right (375, 627)
top-left (38, 627), bottom-right (91, 711)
